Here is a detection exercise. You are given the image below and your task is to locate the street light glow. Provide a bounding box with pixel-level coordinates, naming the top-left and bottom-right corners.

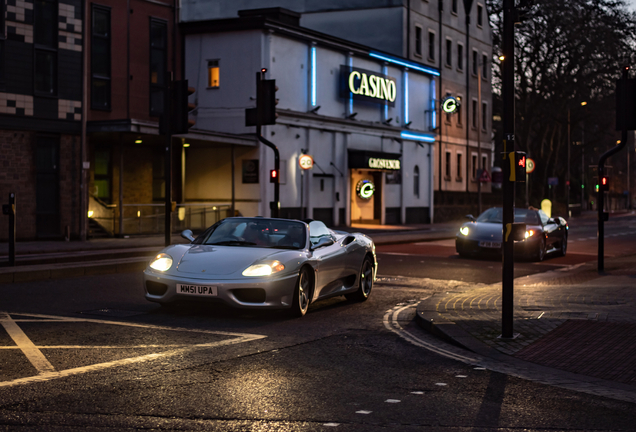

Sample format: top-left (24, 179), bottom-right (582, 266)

top-left (498, 55), bottom-right (505, 61)
top-left (580, 101), bottom-right (587, 106)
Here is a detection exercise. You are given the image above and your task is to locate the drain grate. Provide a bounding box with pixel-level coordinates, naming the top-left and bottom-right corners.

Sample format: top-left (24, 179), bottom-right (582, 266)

top-left (78, 309), bottom-right (145, 318)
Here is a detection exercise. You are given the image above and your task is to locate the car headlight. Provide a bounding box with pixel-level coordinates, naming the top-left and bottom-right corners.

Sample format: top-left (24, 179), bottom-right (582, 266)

top-left (525, 230), bottom-right (534, 239)
top-left (460, 226), bottom-right (470, 236)
top-left (242, 260), bottom-right (285, 277)
top-left (149, 253), bottom-right (173, 271)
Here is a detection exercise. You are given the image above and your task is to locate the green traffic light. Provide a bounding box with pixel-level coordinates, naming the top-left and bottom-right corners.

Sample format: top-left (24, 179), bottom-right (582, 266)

top-left (581, 184), bottom-right (585, 189)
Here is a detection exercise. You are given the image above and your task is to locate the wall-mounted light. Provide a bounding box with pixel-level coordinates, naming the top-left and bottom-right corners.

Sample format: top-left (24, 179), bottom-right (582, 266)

top-left (135, 139), bottom-right (142, 144)
top-left (183, 143), bottom-right (191, 147)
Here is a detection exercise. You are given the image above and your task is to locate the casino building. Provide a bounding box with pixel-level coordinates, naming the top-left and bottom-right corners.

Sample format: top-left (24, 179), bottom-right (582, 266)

top-left (180, 8), bottom-right (439, 226)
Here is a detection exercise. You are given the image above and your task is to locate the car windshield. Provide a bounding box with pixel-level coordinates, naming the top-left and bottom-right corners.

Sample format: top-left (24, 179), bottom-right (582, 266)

top-left (476, 208), bottom-right (540, 225)
top-left (193, 218), bottom-right (307, 249)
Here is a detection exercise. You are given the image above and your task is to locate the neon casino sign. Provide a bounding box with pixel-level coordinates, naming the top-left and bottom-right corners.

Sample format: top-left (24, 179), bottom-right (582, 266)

top-left (340, 66), bottom-right (397, 106)
top-left (356, 179), bottom-right (376, 200)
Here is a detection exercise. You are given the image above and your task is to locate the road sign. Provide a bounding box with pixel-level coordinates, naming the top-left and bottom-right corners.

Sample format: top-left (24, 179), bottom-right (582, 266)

top-left (298, 154), bottom-right (314, 170)
top-left (479, 169), bottom-right (491, 183)
top-left (526, 158), bottom-right (535, 173)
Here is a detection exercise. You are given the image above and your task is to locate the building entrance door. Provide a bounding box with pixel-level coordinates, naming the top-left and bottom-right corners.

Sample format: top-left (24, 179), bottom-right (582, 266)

top-left (35, 136), bottom-right (60, 237)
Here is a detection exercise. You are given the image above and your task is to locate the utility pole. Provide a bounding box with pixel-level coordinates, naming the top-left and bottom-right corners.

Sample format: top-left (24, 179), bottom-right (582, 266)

top-left (599, 66), bottom-right (632, 271)
top-left (164, 79), bottom-right (173, 247)
top-left (567, 109), bottom-right (571, 217)
top-left (501, 0), bottom-right (516, 339)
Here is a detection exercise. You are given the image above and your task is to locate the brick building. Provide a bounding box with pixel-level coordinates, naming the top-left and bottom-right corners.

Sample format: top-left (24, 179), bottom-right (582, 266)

top-left (0, 0), bottom-right (83, 240)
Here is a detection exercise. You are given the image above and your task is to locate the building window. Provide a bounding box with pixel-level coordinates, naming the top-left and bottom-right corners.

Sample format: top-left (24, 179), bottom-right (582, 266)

top-left (415, 26), bottom-right (422, 57)
top-left (457, 97), bottom-right (463, 126)
top-left (452, 0), bottom-right (458, 14)
top-left (91, 5), bottom-right (111, 110)
top-left (482, 155), bottom-right (488, 173)
top-left (472, 99), bottom-right (478, 128)
top-left (414, 165), bottom-right (420, 198)
top-left (149, 19), bottom-right (168, 116)
top-left (0, 0), bottom-right (5, 85)
top-left (457, 44), bottom-right (464, 71)
top-left (456, 153), bottom-right (463, 181)
top-left (445, 151), bottom-right (451, 180)
top-left (482, 54), bottom-right (488, 79)
top-left (477, 4), bottom-right (484, 27)
top-left (472, 154), bottom-right (478, 180)
top-left (472, 50), bottom-right (478, 76)
top-left (482, 102), bottom-right (488, 130)
top-left (428, 31), bottom-right (435, 61)
top-left (93, 147), bottom-right (111, 201)
top-left (208, 59), bottom-right (220, 88)
top-left (445, 39), bottom-right (452, 67)
top-left (34, 0), bottom-right (57, 95)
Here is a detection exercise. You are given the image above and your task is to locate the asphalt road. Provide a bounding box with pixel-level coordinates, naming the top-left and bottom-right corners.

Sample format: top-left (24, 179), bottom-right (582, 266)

top-left (1, 214), bottom-right (636, 430)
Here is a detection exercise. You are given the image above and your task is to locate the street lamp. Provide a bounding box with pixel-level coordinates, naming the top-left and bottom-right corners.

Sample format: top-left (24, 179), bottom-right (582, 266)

top-left (567, 100), bottom-right (587, 217)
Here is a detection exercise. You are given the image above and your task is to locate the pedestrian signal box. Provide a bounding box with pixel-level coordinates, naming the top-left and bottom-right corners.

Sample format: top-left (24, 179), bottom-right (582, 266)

top-left (270, 169), bottom-right (279, 183)
top-left (600, 176), bottom-right (609, 191)
top-left (512, 151), bottom-right (526, 183)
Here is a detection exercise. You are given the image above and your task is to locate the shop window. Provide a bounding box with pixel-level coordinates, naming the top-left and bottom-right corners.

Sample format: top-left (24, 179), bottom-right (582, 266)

top-left (414, 165), bottom-right (420, 198)
top-left (445, 151), bottom-right (451, 180)
top-left (457, 44), bottom-right (463, 71)
top-left (428, 31), bottom-right (435, 61)
top-left (91, 5), bottom-right (111, 110)
top-left (94, 148), bottom-right (111, 201)
top-left (415, 26), bottom-right (422, 56)
top-left (149, 19), bottom-right (168, 116)
top-left (456, 153), bottom-right (463, 181)
top-left (445, 39), bottom-right (452, 67)
top-left (208, 59), bottom-right (220, 88)
top-left (34, 0), bottom-right (57, 95)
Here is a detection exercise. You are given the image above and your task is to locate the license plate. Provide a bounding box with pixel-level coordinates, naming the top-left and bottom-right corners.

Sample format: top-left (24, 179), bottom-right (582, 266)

top-left (177, 284), bottom-right (218, 296)
top-left (479, 241), bottom-right (501, 248)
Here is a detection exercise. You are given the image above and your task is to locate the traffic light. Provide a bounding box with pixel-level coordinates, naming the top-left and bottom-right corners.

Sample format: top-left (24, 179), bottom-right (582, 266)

top-left (513, 151), bottom-right (526, 182)
top-left (257, 79), bottom-right (278, 125)
top-left (600, 176), bottom-right (609, 192)
top-left (172, 80), bottom-right (196, 134)
top-left (270, 169), bottom-right (279, 183)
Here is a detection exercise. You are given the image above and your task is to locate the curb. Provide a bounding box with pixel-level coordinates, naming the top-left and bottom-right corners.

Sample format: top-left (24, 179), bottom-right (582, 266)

top-left (0, 257), bottom-right (150, 285)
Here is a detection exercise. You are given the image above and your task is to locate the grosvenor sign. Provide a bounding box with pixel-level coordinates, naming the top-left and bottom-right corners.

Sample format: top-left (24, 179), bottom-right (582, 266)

top-left (368, 158), bottom-right (400, 170)
top-left (340, 66), bottom-right (397, 106)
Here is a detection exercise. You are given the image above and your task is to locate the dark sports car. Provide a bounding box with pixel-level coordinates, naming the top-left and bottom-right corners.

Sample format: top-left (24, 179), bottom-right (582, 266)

top-left (455, 207), bottom-right (568, 261)
top-left (144, 217), bottom-right (377, 316)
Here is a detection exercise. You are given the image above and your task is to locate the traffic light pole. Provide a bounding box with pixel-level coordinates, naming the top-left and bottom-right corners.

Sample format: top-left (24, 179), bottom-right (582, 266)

top-left (164, 80), bottom-right (173, 247)
top-left (254, 71), bottom-right (280, 218)
top-left (598, 67), bottom-right (630, 272)
top-left (501, 0), bottom-right (515, 339)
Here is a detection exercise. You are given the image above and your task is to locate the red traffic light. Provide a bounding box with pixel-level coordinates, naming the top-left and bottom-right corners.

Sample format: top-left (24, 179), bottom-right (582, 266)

top-left (602, 177), bottom-right (608, 186)
top-left (518, 155), bottom-right (526, 168)
top-left (270, 169), bottom-right (278, 183)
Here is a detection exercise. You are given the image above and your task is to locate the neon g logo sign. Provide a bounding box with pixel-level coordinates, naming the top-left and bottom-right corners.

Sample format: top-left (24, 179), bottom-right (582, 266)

top-left (341, 66), bottom-right (397, 107)
top-left (356, 180), bottom-right (375, 200)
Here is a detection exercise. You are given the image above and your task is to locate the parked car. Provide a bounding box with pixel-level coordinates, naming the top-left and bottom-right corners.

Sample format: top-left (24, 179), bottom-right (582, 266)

top-left (455, 207), bottom-right (568, 261)
top-left (144, 217), bottom-right (377, 316)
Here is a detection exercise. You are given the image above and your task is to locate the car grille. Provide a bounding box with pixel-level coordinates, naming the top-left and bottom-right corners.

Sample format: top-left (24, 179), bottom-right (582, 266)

top-left (146, 281), bottom-right (168, 295)
top-left (233, 288), bottom-right (266, 303)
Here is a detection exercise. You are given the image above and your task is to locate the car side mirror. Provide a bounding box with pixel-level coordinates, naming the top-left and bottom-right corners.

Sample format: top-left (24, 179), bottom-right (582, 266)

top-left (466, 214), bottom-right (476, 222)
top-left (311, 237), bottom-right (335, 250)
top-left (181, 229), bottom-right (195, 242)
top-left (548, 218), bottom-right (557, 225)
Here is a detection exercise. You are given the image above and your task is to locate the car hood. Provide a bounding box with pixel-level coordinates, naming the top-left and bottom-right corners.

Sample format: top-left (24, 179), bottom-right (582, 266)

top-left (176, 245), bottom-right (280, 275)
top-left (460, 222), bottom-right (503, 241)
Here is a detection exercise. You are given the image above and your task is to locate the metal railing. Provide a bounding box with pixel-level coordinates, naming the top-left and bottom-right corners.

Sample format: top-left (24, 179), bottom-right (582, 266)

top-left (88, 201), bottom-right (232, 236)
top-left (88, 195), bottom-right (117, 236)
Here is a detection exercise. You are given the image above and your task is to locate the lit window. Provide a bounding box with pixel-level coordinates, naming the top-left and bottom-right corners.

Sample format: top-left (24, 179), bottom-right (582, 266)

top-left (208, 60), bottom-right (220, 88)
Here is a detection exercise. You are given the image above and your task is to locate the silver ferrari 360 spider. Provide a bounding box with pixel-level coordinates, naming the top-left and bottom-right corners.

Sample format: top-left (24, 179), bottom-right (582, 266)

top-left (143, 217), bottom-right (377, 316)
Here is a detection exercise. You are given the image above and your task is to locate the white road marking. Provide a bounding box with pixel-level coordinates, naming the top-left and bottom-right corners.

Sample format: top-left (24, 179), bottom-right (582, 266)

top-left (455, 375), bottom-right (467, 378)
top-left (385, 399), bottom-right (401, 403)
top-left (323, 423), bottom-right (340, 427)
top-left (0, 312), bottom-right (266, 388)
top-left (435, 383), bottom-right (448, 386)
top-left (0, 312), bottom-right (55, 374)
top-left (411, 391), bottom-right (425, 395)
top-left (356, 410), bottom-right (372, 414)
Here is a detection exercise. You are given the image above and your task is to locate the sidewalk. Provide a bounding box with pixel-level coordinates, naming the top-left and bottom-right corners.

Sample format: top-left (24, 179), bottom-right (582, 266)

top-left (415, 253), bottom-right (636, 394)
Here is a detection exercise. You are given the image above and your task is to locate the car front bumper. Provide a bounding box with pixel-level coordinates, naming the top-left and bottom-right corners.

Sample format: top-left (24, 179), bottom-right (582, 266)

top-left (143, 269), bottom-right (300, 309)
top-left (456, 236), bottom-right (541, 257)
